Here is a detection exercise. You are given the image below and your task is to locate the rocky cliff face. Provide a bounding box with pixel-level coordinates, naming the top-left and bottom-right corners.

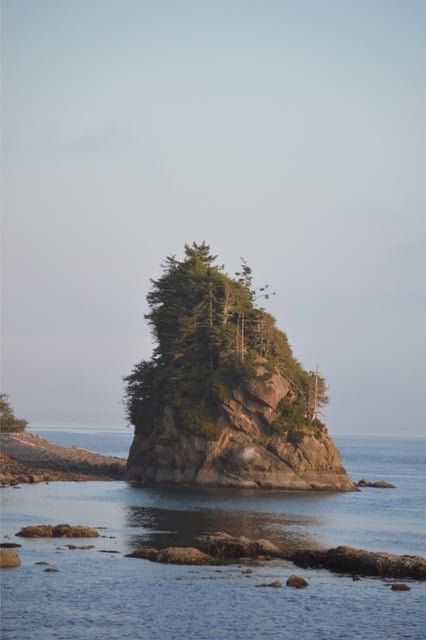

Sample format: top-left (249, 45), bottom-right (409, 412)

top-left (127, 366), bottom-right (355, 491)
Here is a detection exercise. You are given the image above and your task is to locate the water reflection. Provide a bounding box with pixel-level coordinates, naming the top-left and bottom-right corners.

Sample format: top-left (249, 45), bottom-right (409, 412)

top-left (125, 503), bottom-right (321, 552)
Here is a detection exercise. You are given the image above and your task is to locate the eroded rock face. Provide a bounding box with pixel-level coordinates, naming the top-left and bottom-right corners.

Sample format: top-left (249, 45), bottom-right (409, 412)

top-left (127, 367), bottom-right (355, 491)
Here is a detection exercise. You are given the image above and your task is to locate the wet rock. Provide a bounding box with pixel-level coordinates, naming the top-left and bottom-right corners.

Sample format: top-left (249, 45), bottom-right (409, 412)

top-left (286, 574), bottom-right (308, 588)
top-left (0, 549), bottom-right (21, 568)
top-left (291, 546), bottom-right (426, 580)
top-left (16, 524), bottom-right (99, 538)
top-left (126, 548), bottom-right (159, 560)
top-left (357, 479), bottom-right (396, 488)
top-left (127, 546), bottom-right (216, 564)
top-left (255, 580), bottom-right (282, 588)
top-left (66, 544), bottom-right (95, 550)
top-left (0, 542), bottom-right (21, 548)
top-left (195, 532), bottom-right (282, 559)
top-left (155, 547), bottom-right (216, 565)
top-left (391, 583), bottom-right (411, 591)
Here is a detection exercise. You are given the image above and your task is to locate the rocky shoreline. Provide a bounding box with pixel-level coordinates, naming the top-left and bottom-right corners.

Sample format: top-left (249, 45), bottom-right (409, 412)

top-left (0, 432), bottom-right (127, 485)
top-left (2, 434), bottom-right (424, 583)
top-left (2, 528), bottom-right (425, 581)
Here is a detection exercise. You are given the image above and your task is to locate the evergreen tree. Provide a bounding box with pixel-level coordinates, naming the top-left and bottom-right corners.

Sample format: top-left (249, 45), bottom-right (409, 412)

top-left (0, 395), bottom-right (28, 433)
top-left (124, 242), bottom-right (328, 437)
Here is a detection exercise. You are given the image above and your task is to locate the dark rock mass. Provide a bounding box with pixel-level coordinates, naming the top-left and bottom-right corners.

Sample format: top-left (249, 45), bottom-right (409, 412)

top-left (291, 546), bottom-right (426, 580)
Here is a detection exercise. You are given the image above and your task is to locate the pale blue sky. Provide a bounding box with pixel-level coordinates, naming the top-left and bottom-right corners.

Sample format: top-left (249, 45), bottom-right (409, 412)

top-left (1, 0), bottom-right (425, 435)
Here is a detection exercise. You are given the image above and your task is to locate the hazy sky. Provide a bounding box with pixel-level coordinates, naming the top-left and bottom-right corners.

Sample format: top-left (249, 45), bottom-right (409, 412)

top-left (2, 0), bottom-right (425, 436)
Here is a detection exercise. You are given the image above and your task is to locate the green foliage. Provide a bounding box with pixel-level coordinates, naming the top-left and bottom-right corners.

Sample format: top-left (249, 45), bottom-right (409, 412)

top-left (0, 395), bottom-right (28, 433)
top-left (271, 415), bottom-right (291, 436)
top-left (177, 405), bottom-right (218, 440)
top-left (288, 429), bottom-right (305, 444)
top-left (124, 242), bottom-right (329, 438)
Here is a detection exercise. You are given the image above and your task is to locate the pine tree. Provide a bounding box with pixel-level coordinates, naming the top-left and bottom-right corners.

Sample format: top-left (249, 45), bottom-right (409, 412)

top-left (124, 242), bottom-right (328, 437)
top-left (0, 395), bottom-right (28, 433)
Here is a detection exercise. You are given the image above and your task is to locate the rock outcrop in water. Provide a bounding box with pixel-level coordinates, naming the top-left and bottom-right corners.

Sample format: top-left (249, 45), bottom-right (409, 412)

top-left (125, 242), bottom-right (355, 491)
top-left (127, 363), bottom-right (355, 490)
top-left (16, 524), bottom-right (100, 538)
top-left (291, 546), bottom-right (426, 580)
top-left (0, 549), bottom-right (21, 568)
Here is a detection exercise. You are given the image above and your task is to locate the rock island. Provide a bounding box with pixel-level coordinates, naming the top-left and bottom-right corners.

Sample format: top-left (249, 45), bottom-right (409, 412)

top-left (125, 242), bottom-right (355, 490)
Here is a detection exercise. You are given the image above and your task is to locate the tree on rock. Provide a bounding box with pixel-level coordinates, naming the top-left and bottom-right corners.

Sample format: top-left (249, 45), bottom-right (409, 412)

top-left (0, 395), bottom-right (28, 433)
top-left (124, 242), bottom-right (328, 440)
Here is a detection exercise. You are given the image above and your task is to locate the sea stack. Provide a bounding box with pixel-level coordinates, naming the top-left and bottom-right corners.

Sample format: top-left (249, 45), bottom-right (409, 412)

top-left (125, 242), bottom-right (355, 491)
top-left (126, 363), bottom-right (354, 490)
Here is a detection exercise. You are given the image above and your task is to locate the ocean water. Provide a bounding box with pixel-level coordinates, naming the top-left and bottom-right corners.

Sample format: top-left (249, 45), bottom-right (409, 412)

top-left (1, 428), bottom-right (425, 640)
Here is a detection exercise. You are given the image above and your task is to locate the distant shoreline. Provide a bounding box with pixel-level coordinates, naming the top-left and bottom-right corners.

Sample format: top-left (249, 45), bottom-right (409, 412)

top-left (0, 432), bottom-right (127, 485)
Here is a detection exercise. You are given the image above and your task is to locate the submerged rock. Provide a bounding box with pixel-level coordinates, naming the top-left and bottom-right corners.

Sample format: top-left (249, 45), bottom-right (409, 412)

top-left (357, 479), bottom-right (396, 488)
top-left (255, 580), bottom-right (282, 588)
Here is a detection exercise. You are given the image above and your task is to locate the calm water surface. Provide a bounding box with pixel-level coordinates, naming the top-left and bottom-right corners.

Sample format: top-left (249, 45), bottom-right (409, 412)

top-left (1, 429), bottom-right (425, 639)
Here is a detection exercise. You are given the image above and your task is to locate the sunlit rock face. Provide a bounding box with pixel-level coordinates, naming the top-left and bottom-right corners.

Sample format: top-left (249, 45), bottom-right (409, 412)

top-left (126, 367), bottom-right (355, 491)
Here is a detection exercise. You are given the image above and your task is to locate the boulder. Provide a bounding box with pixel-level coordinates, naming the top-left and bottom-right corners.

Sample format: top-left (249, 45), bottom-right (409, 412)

top-left (0, 549), bottom-right (21, 568)
top-left (286, 574), bottom-right (309, 588)
top-left (194, 532), bottom-right (282, 559)
top-left (127, 546), bottom-right (216, 564)
top-left (357, 479), bottom-right (396, 488)
top-left (126, 548), bottom-right (159, 561)
top-left (391, 583), bottom-right (411, 591)
top-left (126, 533), bottom-right (282, 565)
top-left (16, 524), bottom-right (99, 538)
top-left (291, 546), bottom-right (426, 580)
top-left (155, 547), bottom-right (216, 565)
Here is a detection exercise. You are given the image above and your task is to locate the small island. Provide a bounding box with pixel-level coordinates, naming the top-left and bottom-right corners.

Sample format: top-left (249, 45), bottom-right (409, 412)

top-left (124, 242), bottom-right (355, 490)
